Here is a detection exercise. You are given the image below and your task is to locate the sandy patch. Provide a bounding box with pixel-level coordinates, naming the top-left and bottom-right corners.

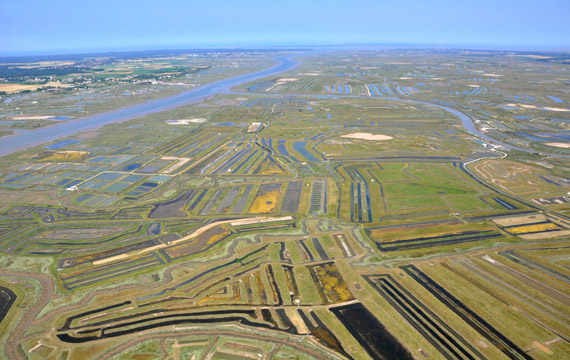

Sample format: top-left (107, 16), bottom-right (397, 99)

top-left (483, 73), bottom-right (502, 77)
top-left (533, 341), bottom-right (553, 354)
top-left (166, 118), bottom-right (205, 125)
top-left (93, 216), bottom-right (293, 265)
top-left (298, 72), bottom-right (321, 75)
top-left (514, 55), bottom-right (553, 59)
top-left (265, 78), bottom-right (298, 92)
top-left (519, 104), bottom-right (562, 111)
top-left (229, 216), bottom-right (293, 227)
top-left (341, 132), bottom-right (393, 141)
top-left (505, 104), bottom-right (570, 112)
top-left (0, 84), bottom-right (41, 93)
top-left (10, 116), bottom-right (54, 120)
top-left (248, 122), bottom-right (262, 133)
top-left (400, 77), bottom-right (414, 80)
top-left (0, 82), bottom-right (70, 93)
top-left (12, 61), bottom-right (75, 68)
top-left (160, 157), bottom-right (191, 174)
top-left (545, 142), bottom-right (570, 149)
top-left (468, 85), bottom-right (480, 88)
top-left (493, 214), bottom-right (546, 227)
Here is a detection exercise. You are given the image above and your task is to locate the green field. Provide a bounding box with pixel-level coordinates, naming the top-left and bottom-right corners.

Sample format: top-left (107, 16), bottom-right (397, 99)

top-left (0, 48), bottom-right (569, 360)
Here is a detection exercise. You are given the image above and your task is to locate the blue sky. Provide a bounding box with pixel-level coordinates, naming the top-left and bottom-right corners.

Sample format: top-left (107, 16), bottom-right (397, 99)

top-left (1, 0), bottom-right (569, 55)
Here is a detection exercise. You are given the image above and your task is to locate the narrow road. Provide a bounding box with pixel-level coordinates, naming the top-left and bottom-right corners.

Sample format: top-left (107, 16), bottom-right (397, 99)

top-left (1, 270), bottom-right (55, 360)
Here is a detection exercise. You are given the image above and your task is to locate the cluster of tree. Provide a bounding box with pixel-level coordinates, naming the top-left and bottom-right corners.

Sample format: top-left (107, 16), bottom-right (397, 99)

top-left (132, 65), bottom-right (211, 80)
top-left (0, 65), bottom-right (95, 80)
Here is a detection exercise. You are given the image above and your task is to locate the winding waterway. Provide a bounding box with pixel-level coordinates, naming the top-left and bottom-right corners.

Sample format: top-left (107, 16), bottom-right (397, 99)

top-left (371, 98), bottom-right (568, 159)
top-left (1, 51), bottom-right (567, 159)
top-left (0, 53), bottom-right (303, 157)
top-left (236, 90), bottom-right (570, 159)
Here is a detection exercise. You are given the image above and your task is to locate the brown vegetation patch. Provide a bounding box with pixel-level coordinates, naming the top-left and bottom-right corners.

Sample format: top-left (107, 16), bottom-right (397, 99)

top-left (308, 263), bottom-right (355, 304)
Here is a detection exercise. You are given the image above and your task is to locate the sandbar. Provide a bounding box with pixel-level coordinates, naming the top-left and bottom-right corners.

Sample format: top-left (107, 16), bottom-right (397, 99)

top-left (341, 132), bottom-right (393, 141)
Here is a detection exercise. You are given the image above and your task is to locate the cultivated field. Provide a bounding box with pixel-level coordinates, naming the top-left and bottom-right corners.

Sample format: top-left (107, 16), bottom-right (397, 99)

top-left (0, 49), bottom-right (569, 360)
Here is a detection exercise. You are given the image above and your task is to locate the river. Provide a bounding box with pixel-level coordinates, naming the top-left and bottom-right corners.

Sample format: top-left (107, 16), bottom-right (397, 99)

top-left (382, 98), bottom-right (569, 159)
top-left (1, 50), bottom-right (567, 159)
top-left (0, 53), bottom-right (303, 157)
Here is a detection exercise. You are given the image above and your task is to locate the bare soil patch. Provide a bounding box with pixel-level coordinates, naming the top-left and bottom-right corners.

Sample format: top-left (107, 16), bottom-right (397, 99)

top-left (545, 142), bottom-right (570, 149)
top-left (341, 132), bottom-right (393, 141)
top-left (166, 118), bottom-right (205, 125)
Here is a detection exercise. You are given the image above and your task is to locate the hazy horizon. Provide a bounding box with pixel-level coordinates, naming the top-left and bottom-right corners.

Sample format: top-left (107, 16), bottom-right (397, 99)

top-left (1, 0), bottom-right (569, 56)
top-left (2, 42), bottom-right (570, 58)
